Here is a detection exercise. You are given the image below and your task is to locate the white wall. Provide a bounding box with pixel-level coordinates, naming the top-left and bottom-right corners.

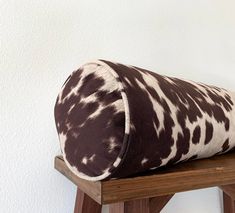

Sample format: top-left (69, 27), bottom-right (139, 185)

top-left (1, 0), bottom-right (235, 212)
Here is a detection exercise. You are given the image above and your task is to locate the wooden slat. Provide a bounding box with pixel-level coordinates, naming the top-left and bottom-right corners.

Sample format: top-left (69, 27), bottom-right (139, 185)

top-left (109, 198), bottom-right (150, 213)
top-left (102, 153), bottom-right (235, 203)
top-left (109, 195), bottom-right (173, 213)
top-left (54, 152), bottom-right (235, 205)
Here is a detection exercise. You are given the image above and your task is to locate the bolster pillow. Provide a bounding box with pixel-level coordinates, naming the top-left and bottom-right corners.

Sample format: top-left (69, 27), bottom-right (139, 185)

top-left (54, 60), bottom-right (235, 181)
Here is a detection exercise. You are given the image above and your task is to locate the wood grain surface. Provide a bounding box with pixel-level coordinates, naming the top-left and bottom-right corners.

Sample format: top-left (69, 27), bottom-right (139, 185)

top-left (55, 152), bottom-right (235, 204)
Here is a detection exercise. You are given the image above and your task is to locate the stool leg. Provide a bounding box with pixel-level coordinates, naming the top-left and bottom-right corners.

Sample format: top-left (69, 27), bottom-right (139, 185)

top-left (109, 194), bottom-right (174, 213)
top-left (74, 187), bottom-right (102, 213)
top-left (149, 194), bottom-right (174, 213)
top-left (219, 184), bottom-right (235, 213)
top-left (223, 192), bottom-right (235, 213)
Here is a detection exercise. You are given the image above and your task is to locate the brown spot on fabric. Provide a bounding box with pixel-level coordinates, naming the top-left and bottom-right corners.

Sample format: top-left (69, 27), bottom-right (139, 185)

top-left (205, 121), bottom-right (213, 145)
top-left (222, 139), bottom-right (230, 153)
top-left (192, 126), bottom-right (201, 144)
top-left (205, 88), bottom-right (232, 111)
top-left (167, 128), bottom-right (191, 165)
top-left (85, 102), bottom-right (99, 114)
top-left (79, 74), bottom-right (105, 97)
top-left (224, 118), bottom-right (230, 131)
top-left (96, 90), bottom-right (122, 105)
top-left (225, 94), bottom-right (234, 106)
top-left (61, 70), bottom-right (82, 100)
top-left (160, 112), bottom-right (175, 157)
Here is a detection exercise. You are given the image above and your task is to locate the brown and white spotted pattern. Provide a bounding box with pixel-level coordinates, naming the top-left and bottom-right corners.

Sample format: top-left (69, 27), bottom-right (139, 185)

top-left (54, 60), bottom-right (235, 181)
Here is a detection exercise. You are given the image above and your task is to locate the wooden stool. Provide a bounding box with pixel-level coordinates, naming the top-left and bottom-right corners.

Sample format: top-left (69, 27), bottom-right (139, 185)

top-left (55, 152), bottom-right (235, 213)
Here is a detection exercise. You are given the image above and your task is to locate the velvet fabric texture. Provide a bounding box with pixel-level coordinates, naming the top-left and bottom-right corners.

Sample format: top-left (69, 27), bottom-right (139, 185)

top-left (54, 60), bottom-right (235, 181)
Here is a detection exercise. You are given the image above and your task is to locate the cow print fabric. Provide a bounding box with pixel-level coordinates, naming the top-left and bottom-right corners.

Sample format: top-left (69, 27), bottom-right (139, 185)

top-left (54, 60), bottom-right (235, 181)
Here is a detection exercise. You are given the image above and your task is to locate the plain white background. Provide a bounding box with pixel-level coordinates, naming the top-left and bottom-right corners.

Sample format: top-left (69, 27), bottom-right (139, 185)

top-left (1, 0), bottom-right (235, 212)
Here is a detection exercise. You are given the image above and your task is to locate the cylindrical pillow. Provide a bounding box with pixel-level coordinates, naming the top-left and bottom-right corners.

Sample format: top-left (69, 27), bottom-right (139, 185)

top-left (54, 60), bottom-right (235, 181)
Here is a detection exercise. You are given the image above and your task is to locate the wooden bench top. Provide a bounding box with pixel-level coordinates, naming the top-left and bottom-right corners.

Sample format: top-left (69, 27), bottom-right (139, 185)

top-left (54, 152), bottom-right (235, 205)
